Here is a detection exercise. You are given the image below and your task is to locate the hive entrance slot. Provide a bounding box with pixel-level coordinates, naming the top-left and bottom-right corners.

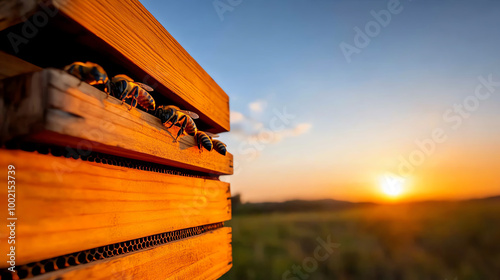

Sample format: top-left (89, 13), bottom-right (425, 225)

top-left (4, 141), bottom-right (221, 180)
top-left (0, 223), bottom-right (224, 280)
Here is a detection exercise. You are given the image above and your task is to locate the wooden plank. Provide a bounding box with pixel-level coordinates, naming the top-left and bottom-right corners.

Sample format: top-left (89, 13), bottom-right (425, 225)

top-left (0, 149), bottom-right (231, 266)
top-left (30, 227), bottom-right (232, 280)
top-left (0, 51), bottom-right (41, 79)
top-left (0, 69), bottom-right (233, 175)
top-left (0, 0), bottom-right (230, 133)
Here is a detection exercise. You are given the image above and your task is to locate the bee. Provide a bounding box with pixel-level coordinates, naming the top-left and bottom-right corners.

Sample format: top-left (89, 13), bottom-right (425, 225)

top-left (212, 139), bottom-right (228, 156)
top-left (111, 74), bottom-right (155, 111)
top-left (206, 133), bottom-right (227, 155)
top-left (195, 131), bottom-right (213, 152)
top-left (64, 62), bottom-right (111, 95)
top-left (155, 105), bottom-right (199, 141)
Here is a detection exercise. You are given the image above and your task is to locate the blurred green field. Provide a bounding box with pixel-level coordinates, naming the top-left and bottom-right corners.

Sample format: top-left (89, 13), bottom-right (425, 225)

top-left (221, 199), bottom-right (500, 280)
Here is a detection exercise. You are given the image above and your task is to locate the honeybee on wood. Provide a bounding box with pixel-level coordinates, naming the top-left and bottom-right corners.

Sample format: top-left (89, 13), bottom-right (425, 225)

top-left (195, 131), bottom-right (213, 152)
top-left (206, 133), bottom-right (227, 156)
top-left (111, 74), bottom-right (156, 111)
top-left (155, 105), bottom-right (199, 141)
top-left (64, 61), bottom-right (111, 95)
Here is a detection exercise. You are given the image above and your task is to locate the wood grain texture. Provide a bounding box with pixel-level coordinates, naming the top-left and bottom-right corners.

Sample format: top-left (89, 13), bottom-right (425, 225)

top-left (29, 227), bottom-right (232, 280)
top-left (0, 69), bottom-right (233, 175)
top-left (0, 51), bottom-right (41, 79)
top-left (0, 149), bottom-right (231, 266)
top-left (0, 0), bottom-right (230, 132)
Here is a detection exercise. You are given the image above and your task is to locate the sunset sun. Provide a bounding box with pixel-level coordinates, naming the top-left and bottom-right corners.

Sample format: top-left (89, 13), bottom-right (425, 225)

top-left (380, 175), bottom-right (405, 198)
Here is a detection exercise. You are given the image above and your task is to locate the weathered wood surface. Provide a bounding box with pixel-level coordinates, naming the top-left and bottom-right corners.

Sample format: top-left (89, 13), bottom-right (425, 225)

top-left (29, 227), bottom-right (232, 280)
top-left (0, 0), bottom-right (230, 133)
top-left (0, 149), bottom-right (231, 266)
top-left (0, 51), bottom-right (41, 79)
top-left (0, 69), bottom-right (233, 175)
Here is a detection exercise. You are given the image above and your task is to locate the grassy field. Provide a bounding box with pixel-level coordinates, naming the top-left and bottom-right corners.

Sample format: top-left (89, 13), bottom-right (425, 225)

top-left (221, 199), bottom-right (500, 280)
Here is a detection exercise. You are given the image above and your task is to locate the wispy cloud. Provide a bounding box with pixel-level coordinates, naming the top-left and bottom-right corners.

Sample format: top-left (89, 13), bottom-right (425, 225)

top-left (230, 110), bottom-right (312, 144)
top-left (271, 123), bottom-right (312, 143)
top-left (249, 99), bottom-right (267, 113)
top-left (230, 111), bottom-right (245, 124)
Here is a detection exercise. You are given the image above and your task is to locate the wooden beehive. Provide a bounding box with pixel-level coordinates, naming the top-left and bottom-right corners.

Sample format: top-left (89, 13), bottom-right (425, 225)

top-left (0, 1), bottom-right (233, 279)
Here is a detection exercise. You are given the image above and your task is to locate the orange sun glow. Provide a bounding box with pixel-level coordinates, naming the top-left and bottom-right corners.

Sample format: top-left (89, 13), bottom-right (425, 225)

top-left (380, 175), bottom-right (405, 198)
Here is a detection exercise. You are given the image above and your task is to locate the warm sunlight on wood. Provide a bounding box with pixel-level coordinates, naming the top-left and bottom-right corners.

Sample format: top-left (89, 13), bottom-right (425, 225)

top-left (380, 175), bottom-right (405, 198)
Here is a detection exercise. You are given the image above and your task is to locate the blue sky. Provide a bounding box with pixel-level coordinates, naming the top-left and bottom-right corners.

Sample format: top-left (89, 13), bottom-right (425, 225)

top-left (141, 0), bottom-right (500, 202)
